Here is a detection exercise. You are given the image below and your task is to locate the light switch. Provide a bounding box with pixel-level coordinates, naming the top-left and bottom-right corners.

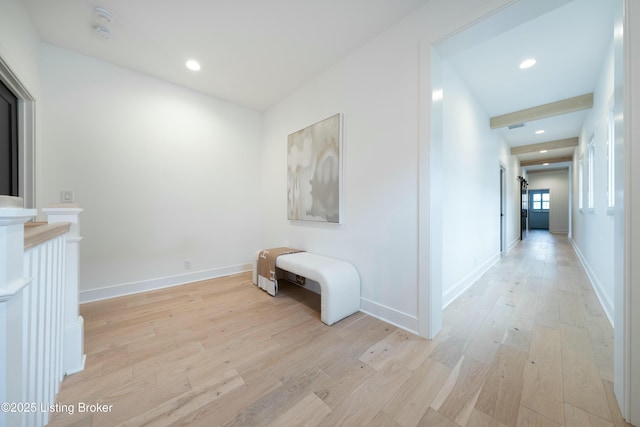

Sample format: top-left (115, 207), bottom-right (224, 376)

top-left (60, 190), bottom-right (74, 203)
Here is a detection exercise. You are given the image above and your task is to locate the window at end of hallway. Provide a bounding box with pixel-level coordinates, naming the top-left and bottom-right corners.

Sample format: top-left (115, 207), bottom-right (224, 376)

top-left (532, 193), bottom-right (550, 211)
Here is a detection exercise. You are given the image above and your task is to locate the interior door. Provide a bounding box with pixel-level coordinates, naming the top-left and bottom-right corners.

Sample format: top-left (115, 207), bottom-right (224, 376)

top-left (0, 79), bottom-right (19, 196)
top-left (529, 189), bottom-right (550, 230)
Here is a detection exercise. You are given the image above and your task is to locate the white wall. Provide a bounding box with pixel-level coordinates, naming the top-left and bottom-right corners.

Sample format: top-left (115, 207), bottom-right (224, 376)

top-left (39, 44), bottom-right (263, 300)
top-left (440, 61), bottom-right (509, 306)
top-left (0, 0), bottom-right (40, 96)
top-left (571, 40), bottom-right (615, 322)
top-left (499, 136), bottom-right (523, 250)
top-left (527, 169), bottom-right (570, 234)
top-left (260, 27), bottom-right (421, 330)
top-left (260, 0), bottom-right (510, 333)
top-left (0, 0), bottom-right (41, 208)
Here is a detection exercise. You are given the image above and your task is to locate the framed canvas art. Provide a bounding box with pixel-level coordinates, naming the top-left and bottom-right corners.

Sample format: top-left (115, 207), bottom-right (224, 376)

top-left (287, 113), bottom-right (342, 223)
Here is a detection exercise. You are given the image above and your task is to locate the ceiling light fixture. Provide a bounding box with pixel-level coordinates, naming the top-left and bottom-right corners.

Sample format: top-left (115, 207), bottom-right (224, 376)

top-left (540, 150), bottom-right (548, 153)
top-left (543, 163), bottom-right (550, 166)
top-left (519, 58), bottom-right (537, 69)
top-left (186, 60), bottom-right (201, 71)
top-left (535, 130), bottom-right (545, 134)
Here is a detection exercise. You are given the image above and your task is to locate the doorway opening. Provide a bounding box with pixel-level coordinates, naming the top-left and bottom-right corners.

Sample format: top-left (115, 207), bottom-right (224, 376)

top-left (0, 56), bottom-right (36, 207)
top-left (0, 79), bottom-right (18, 196)
top-left (424, 0), bottom-right (634, 422)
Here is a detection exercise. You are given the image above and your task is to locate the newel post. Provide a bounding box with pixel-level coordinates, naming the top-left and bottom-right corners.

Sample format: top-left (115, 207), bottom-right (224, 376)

top-left (42, 205), bottom-right (86, 375)
top-left (0, 197), bottom-right (36, 422)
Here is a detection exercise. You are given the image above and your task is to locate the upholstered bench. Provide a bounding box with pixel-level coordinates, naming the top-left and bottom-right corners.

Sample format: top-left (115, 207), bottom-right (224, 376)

top-left (252, 252), bottom-right (360, 325)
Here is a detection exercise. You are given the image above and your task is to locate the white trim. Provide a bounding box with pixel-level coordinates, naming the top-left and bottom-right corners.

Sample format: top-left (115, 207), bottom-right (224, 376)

top-left (64, 317), bottom-right (86, 375)
top-left (417, 43), bottom-right (444, 339)
top-left (0, 56), bottom-right (36, 209)
top-left (549, 229), bottom-right (569, 235)
top-left (79, 263), bottom-right (252, 303)
top-left (0, 277), bottom-right (31, 303)
top-left (607, 96), bottom-right (616, 209)
top-left (587, 134), bottom-right (595, 209)
top-left (570, 238), bottom-right (614, 326)
top-left (507, 237), bottom-right (520, 253)
top-left (619, 0), bottom-right (639, 422)
top-left (442, 253), bottom-right (500, 308)
top-left (500, 163), bottom-right (508, 255)
top-left (359, 297), bottom-right (419, 335)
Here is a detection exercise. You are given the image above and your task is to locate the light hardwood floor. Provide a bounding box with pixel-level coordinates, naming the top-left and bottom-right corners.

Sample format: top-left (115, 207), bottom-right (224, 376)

top-left (48, 231), bottom-right (632, 426)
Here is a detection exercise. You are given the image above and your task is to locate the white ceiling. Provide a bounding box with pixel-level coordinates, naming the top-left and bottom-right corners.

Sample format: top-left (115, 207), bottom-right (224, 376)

top-left (23, 0), bottom-right (430, 111)
top-left (442, 0), bottom-right (614, 167)
top-left (22, 0), bottom-right (614, 168)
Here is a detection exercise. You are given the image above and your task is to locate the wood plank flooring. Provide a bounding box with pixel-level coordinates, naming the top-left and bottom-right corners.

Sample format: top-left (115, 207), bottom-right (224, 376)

top-left (47, 231), bottom-right (632, 426)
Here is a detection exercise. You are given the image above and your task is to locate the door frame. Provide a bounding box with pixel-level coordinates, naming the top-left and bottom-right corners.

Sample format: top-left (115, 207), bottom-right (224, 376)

top-left (0, 56), bottom-right (36, 208)
top-left (419, 1), bottom-right (637, 421)
top-left (0, 78), bottom-right (18, 196)
top-left (500, 164), bottom-right (507, 254)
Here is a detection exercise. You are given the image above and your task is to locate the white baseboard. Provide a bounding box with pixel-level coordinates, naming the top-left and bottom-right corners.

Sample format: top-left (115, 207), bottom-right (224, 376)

top-left (507, 237), bottom-right (520, 252)
top-left (569, 239), bottom-right (614, 327)
top-left (442, 253), bottom-right (501, 309)
top-left (64, 315), bottom-right (85, 375)
top-left (359, 298), bottom-right (419, 335)
top-left (79, 263), bottom-right (253, 304)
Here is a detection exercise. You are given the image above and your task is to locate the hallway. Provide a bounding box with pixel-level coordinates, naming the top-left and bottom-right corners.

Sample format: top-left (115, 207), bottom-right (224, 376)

top-left (47, 231), bottom-right (628, 426)
top-left (438, 230), bottom-right (626, 426)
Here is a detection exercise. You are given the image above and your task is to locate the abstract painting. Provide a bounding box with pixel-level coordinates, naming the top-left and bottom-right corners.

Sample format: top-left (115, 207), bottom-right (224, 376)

top-left (287, 114), bottom-right (342, 223)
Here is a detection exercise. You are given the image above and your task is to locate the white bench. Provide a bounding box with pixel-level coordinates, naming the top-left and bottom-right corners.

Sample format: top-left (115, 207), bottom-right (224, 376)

top-left (252, 252), bottom-right (360, 325)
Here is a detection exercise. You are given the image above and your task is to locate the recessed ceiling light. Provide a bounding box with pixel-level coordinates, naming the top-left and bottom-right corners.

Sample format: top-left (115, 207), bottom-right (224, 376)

top-left (543, 163), bottom-right (550, 166)
top-left (535, 130), bottom-right (545, 134)
top-left (540, 150), bottom-right (548, 153)
top-left (520, 58), bottom-right (537, 69)
top-left (186, 60), bottom-right (201, 71)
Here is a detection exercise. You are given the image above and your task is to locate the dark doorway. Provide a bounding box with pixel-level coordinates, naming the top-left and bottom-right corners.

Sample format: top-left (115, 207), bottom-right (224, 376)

top-left (518, 176), bottom-right (528, 240)
top-left (529, 189), bottom-right (550, 230)
top-left (1, 79), bottom-right (19, 196)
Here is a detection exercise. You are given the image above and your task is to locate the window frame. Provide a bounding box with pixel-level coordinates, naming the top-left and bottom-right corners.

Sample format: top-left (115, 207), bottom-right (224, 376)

top-left (607, 99), bottom-right (615, 210)
top-left (578, 156), bottom-right (584, 211)
top-left (531, 191), bottom-right (550, 212)
top-left (587, 134), bottom-right (595, 210)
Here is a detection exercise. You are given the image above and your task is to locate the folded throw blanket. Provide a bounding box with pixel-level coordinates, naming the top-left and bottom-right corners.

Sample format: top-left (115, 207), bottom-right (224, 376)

top-left (257, 247), bottom-right (304, 296)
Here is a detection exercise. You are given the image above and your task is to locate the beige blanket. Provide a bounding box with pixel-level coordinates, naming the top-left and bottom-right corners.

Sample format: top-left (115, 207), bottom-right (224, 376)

top-left (257, 247), bottom-right (304, 296)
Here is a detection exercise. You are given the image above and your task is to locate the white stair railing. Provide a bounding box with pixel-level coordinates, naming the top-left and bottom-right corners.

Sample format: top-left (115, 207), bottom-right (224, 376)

top-left (0, 197), bottom-right (84, 427)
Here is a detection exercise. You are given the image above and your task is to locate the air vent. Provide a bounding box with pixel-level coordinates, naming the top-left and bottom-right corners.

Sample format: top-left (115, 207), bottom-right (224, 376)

top-left (508, 123), bottom-right (525, 130)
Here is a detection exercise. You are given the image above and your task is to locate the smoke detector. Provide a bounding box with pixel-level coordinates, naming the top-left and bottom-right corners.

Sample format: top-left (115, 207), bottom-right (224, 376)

top-left (94, 7), bottom-right (114, 23)
top-left (92, 7), bottom-right (114, 39)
